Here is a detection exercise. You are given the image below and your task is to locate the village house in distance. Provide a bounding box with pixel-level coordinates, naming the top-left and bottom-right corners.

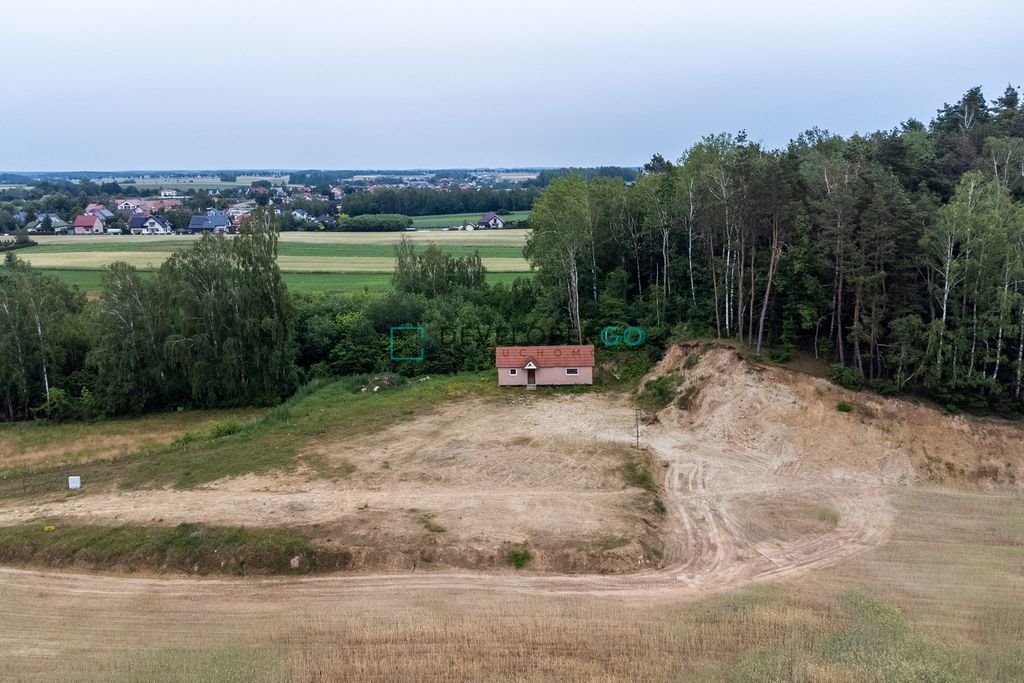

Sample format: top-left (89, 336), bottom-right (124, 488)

top-left (495, 345), bottom-right (595, 389)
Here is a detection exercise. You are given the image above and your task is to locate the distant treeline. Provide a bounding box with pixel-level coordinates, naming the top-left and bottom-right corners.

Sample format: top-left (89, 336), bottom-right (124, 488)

top-left (342, 186), bottom-right (538, 217)
top-left (522, 166), bottom-right (639, 187)
top-left (289, 169), bottom-right (538, 186)
top-left (339, 214), bottom-right (413, 231)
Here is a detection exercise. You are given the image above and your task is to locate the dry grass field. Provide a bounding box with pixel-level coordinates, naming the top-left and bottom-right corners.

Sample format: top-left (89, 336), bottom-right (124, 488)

top-left (0, 408), bottom-right (259, 472)
top-left (0, 349), bottom-right (1021, 680)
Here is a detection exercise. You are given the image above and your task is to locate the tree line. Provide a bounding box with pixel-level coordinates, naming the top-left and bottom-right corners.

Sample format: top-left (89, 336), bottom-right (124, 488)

top-left (5, 85), bottom-right (1024, 423)
top-left (525, 85), bottom-right (1024, 413)
top-left (0, 211), bottom-right (295, 421)
top-left (341, 186), bottom-right (538, 218)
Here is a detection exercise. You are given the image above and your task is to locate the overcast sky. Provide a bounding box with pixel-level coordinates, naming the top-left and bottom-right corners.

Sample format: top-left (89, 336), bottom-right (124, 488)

top-left (1, 0), bottom-right (1021, 171)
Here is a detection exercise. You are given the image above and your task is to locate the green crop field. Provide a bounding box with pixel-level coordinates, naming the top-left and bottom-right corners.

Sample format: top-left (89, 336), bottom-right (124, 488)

top-left (22, 232), bottom-right (532, 294)
top-left (411, 211), bottom-right (530, 228)
top-left (38, 269), bottom-right (527, 294)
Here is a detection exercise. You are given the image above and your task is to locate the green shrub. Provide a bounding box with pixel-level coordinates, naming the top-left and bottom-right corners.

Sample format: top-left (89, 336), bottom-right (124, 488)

top-left (675, 386), bottom-right (699, 410)
top-left (828, 364), bottom-right (864, 391)
top-left (208, 419), bottom-right (244, 439)
top-left (33, 388), bottom-right (76, 422)
top-left (836, 401), bottom-right (853, 413)
top-left (867, 378), bottom-right (898, 396)
top-left (506, 547), bottom-right (531, 569)
top-left (683, 353), bottom-right (701, 369)
top-left (636, 373), bottom-right (679, 411)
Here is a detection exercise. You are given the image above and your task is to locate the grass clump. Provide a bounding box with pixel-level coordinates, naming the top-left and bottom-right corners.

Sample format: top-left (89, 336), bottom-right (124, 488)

top-left (810, 506), bottom-right (840, 526)
top-left (675, 385), bottom-right (699, 409)
top-left (417, 513), bottom-right (446, 533)
top-left (636, 372), bottom-right (680, 411)
top-left (506, 547), bottom-right (531, 569)
top-left (208, 418), bottom-right (245, 439)
top-left (622, 460), bottom-right (656, 492)
top-left (0, 522), bottom-right (351, 575)
top-left (836, 401), bottom-right (853, 413)
top-left (684, 353), bottom-right (701, 369)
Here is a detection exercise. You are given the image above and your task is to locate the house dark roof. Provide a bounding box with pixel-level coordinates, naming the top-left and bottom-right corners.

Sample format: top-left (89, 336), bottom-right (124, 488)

top-left (128, 214), bottom-right (169, 230)
top-left (480, 212), bottom-right (501, 223)
top-left (188, 212), bottom-right (231, 230)
top-left (495, 345), bottom-right (596, 369)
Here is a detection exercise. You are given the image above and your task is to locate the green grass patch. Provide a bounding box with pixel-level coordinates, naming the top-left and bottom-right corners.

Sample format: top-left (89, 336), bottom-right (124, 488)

top-left (635, 372), bottom-right (681, 411)
top-left (836, 401), bottom-right (853, 413)
top-left (809, 506), bottom-right (840, 526)
top-left (0, 522), bottom-right (350, 575)
top-left (40, 268), bottom-right (530, 294)
top-left (622, 459), bottom-right (656, 492)
top-left (506, 547), bottom-right (532, 569)
top-left (117, 645), bottom-right (285, 683)
top-left (727, 589), bottom-right (1000, 682)
top-left (411, 211), bottom-right (530, 228)
top-left (29, 240), bottom-right (523, 259)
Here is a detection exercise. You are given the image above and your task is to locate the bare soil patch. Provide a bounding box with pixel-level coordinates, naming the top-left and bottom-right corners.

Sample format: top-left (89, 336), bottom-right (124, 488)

top-left (0, 395), bottom-right (663, 574)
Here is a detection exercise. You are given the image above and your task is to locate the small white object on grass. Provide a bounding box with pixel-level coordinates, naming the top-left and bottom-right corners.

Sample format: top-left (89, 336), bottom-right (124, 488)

top-left (68, 476), bottom-right (81, 490)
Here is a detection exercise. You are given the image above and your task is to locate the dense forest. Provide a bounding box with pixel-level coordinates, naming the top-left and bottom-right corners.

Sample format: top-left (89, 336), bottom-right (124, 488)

top-left (3, 86), bottom-right (1024, 422)
top-left (524, 85), bottom-right (1024, 412)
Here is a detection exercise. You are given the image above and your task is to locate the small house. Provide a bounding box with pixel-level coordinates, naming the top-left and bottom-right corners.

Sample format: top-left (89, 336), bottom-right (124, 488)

top-left (85, 203), bottom-right (115, 220)
top-left (25, 214), bottom-right (69, 232)
top-left (496, 345), bottom-right (595, 389)
top-left (478, 212), bottom-right (505, 229)
top-left (116, 198), bottom-right (144, 213)
top-left (128, 214), bottom-right (171, 235)
top-left (188, 211), bottom-right (231, 234)
top-left (73, 214), bottom-right (105, 235)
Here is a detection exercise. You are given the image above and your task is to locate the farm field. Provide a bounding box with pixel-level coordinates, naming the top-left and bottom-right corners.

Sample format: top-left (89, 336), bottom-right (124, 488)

top-left (32, 269), bottom-right (524, 294)
top-left (0, 346), bottom-right (1021, 679)
top-left (96, 174), bottom-right (290, 190)
top-left (19, 231), bottom-right (532, 293)
top-left (411, 210), bottom-right (530, 228)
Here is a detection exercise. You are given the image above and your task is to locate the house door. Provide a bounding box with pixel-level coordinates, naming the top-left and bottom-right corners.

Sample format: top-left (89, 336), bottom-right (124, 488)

top-left (527, 368), bottom-right (536, 385)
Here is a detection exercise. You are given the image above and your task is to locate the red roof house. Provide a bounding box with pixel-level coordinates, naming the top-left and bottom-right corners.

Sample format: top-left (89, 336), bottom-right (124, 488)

top-left (495, 345), bottom-right (595, 388)
top-left (73, 214), bottom-right (104, 235)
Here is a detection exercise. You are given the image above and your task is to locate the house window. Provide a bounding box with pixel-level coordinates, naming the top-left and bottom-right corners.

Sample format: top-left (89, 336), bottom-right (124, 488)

top-left (566, 368), bottom-right (579, 376)
top-left (509, 369), bottom-right (518, 376)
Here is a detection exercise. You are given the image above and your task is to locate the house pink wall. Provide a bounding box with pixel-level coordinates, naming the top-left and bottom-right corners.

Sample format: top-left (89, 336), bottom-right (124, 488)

top-left (497, 366), bottom-right (593, 387)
